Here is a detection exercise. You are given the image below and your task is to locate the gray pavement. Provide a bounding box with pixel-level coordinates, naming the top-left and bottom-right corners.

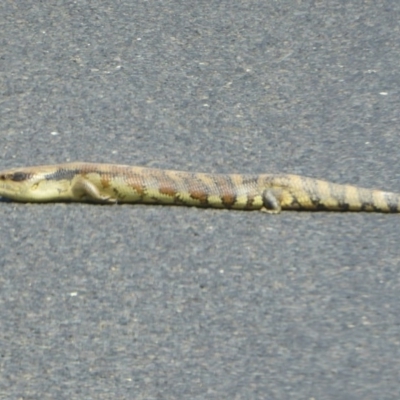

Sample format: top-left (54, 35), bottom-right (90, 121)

top-left (1, 1), bottom-right (400, 399)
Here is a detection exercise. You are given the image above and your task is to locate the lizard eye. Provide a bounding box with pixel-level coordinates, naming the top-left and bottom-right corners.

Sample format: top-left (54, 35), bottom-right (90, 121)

top-left (11, 172), bottom-right (29, 182)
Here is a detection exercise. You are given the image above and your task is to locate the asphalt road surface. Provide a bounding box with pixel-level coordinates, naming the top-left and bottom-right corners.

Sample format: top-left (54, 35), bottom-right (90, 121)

top-left (1, 1), bottom-right (400, 399)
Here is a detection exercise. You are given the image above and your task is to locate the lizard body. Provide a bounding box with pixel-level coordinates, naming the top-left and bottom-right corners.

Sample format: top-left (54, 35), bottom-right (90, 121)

top-left (0, 162), bottom-right (399, 213)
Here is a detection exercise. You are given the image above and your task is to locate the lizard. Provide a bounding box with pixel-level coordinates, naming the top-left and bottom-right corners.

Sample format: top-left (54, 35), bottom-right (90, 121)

top-left (0, 162), bottom-right (399, 213)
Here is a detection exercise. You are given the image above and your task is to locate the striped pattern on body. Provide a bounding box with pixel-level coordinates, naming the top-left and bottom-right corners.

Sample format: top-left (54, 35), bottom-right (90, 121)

top-left (0, 162), bottom-right (400, 213)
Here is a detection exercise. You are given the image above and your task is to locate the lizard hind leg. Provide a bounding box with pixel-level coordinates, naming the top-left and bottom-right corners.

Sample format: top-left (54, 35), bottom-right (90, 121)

top-left (261, 189), bottom-right (282, 214)
top-left (71, 176), bottom-right (117, 203)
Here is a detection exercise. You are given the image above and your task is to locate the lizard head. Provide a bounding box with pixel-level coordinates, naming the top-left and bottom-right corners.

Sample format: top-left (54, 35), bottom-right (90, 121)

top-left (0, 164), bottom-right (72, 202)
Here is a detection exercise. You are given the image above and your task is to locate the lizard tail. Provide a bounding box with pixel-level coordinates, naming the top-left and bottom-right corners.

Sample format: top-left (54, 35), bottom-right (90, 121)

top-left (265, 174), bottom-right (400, 212)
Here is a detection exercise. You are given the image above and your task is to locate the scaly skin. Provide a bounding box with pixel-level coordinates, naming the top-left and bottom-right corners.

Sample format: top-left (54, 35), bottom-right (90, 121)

top-left (0, 162), bottom-right (400, 213)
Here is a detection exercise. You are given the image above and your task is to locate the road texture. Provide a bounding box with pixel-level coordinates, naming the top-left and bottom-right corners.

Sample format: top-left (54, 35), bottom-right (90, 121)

top-left (1, 1), bottom-right (400, 399)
